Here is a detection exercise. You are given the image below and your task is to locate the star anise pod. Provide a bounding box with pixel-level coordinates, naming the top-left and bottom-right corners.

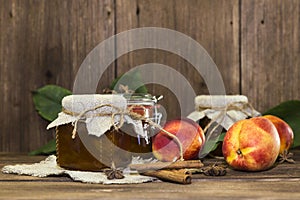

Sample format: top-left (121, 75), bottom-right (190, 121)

top-left (201, 163), bottom-right (227, 176)
top-left (278, 150), bottom-right (295, 164)
top-left (104, 168), bottom-right (125, 180)
top-left (104, 162), bottom-right (125, 180)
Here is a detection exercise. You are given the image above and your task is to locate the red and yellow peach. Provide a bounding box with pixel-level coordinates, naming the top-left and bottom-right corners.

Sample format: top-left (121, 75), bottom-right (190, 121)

top-left (263, 115), bottom-right (294, 155)
top-left (152, 118), bottom-right (205, 162)
top-left (222, 117), bottom-right (280, 171)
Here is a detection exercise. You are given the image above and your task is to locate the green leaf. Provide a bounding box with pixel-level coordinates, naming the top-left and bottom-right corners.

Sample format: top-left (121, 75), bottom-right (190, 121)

top-left (263, 100), bottom-right (300, 148)
top-left (210, 132), bottom-right (226, 151)
top-left (199, 132), bottom-right (226, 158)
top-left (218, 132), bottom-right (226, 142)
top-left (32, 85), bottom-right (72, 121)
top-left (110, 71), bottom-right (148, 94)
top-left (28, 139), bottom-right (56, 156)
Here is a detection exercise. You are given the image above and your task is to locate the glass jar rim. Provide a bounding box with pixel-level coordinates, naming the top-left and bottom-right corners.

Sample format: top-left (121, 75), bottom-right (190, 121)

top-left (123, 93), bottom-right (153, 100)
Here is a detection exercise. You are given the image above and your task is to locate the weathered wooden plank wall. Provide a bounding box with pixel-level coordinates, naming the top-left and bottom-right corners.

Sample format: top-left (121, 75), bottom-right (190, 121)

top-left (241, 0), bottom-right (300, 112)
top-left (116, 0), bottom-right (239, 118)
top-left (0, 0), bottom-right (115, 152)
top-left (0, 0), bottom-right (299, 152)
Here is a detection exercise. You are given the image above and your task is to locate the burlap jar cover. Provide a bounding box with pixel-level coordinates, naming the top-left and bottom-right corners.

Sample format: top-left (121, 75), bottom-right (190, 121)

top-left (188, 95), bottom-right (261, 129)
top-left (47, 94), bottom-right (155, 171)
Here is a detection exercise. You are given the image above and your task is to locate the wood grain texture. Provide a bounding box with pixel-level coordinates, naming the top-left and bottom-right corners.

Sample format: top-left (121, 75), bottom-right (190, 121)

top-left (241, 0), bottom-right (300, 112)
top-left (1, 181), bottom-right (300, 200)
top-left (115, 0), bottom-right (240, 119)
top-left (1, 0), bottom-right (300, 152)
top-left (1, 151), bottom-right (300, 199)
top-left (0, 0), bottom-right (115, 152)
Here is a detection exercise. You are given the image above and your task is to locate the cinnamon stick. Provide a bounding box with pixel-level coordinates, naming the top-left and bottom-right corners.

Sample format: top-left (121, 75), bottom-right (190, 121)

top-left (130, 160), bottom-right (204, 172)
top-left (141, 169), bottom-right (192, 184)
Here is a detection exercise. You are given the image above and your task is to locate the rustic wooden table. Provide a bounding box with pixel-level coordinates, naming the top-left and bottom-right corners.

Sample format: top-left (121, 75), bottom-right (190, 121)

top-left (1, 151), bottom-right (300, 200)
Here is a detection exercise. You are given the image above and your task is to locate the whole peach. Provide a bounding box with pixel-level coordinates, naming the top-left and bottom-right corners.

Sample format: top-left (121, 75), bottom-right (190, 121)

top-left (222, 117), bottom-right (280, 171)
top-left (152, 118), bottom-right (205, 162)
top-left (263, 115), bottom-right (294, 155)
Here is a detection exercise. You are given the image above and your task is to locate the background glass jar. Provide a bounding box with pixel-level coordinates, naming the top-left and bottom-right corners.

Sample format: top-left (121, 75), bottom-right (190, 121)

top-left (122, 93), bottom-right (165, 156)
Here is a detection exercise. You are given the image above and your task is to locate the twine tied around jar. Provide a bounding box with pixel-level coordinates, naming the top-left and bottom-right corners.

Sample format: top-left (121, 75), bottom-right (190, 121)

top-left (200, 101), bottom-right (257, 134)
top-left (62, 104), bottom-right (185, 161)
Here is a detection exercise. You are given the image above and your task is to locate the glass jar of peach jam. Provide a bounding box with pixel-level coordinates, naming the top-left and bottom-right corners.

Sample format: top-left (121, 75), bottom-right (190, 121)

top-left (55, 94), bottom-right (162, 171)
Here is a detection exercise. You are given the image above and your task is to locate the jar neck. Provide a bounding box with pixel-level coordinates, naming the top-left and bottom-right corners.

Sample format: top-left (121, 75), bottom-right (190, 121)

top-left (123, 93), bottom-right (156, 106)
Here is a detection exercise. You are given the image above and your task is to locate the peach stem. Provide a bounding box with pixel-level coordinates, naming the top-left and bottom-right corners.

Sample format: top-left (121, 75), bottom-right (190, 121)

top-left (236, 149), bottom-right (243, 156)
